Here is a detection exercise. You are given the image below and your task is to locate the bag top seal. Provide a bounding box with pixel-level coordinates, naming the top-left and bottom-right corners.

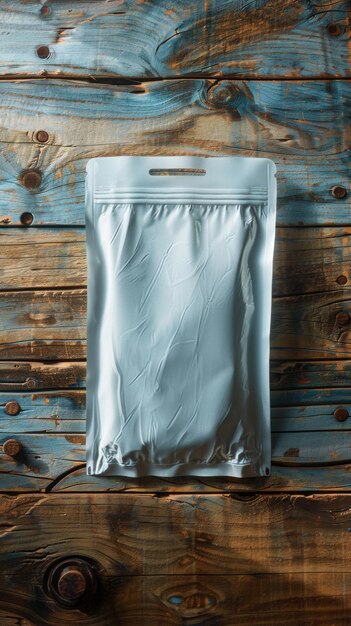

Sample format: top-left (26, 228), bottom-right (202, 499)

top-left (86, 155), bottom-right (277, 206)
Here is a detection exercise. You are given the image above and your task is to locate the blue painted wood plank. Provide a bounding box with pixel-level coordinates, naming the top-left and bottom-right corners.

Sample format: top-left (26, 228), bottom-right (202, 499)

top-left (1, 432), bottom-right (351, 491)
top-left (0, 1), bottom-right (349, 78)
top-left (0, 79), bottom-right (349, 226)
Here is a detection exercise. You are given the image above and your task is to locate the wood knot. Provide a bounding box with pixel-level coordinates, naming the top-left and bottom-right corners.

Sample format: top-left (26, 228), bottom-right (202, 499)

top-left (206, 81), bottom-right (241, 107)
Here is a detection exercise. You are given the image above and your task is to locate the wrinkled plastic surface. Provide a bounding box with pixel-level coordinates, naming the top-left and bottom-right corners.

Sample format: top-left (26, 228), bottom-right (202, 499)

top-left (85, 156), bottom-right (277, 477)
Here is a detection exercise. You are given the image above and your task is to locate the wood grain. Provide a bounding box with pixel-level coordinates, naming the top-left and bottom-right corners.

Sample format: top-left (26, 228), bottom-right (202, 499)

top-left (0, 574), bottom-right (350, 626)
top-left (0, 79), bottom-right (349, 226)
top-left (2, 226), bottom-right (351, 295)
top-left (2, 359), bottom-right (351, 393)
top-left (1, 287), bottom-right (351, 360)
top-left (1, 390), bottom-right (350, 432)
top-left (0, 1), bottom-right (349, 79)
top-left (1, 430), bottom-right (351, 492)
top-left (0, 493), bottom-right (351, 624)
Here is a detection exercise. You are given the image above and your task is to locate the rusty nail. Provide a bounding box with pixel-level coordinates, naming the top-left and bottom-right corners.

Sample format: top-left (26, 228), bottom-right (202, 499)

top-left (3, 439), bottom-right (22, 457)
top-left (40, 5), bottom-right (51, 16)
top-left (336, 311), bottom-right (350, 327)
top-left (336, 275), bottom-right (348, 285)
top-left (25, 377), bottom-right (37, 389)
top-left (5, 401), bottom-right (21, 416)
top-left (331, 185), bottom-right (347, 199)
top-left (20, 169), bottom-right (42, 190)
top-left (57, 569), bottom-right (87, 601)
top-left (45, 558), bottom-right (98, 608)
top-left (334, 407), bottom-right (349, 422)
top-left (20, 212), bottom-right (34, 226)
top-left (36, 45), bottom-right (50, 59)
top-left (327, 23), bottom-right (344, 36)
top-left (35, 130), bottom-right (49, 143)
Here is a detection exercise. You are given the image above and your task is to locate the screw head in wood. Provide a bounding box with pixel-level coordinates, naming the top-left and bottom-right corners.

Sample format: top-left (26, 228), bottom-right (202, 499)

top-left (20, 169), bottom-right (42, 190)
top-left (35, 130), bottom-right (49, 143)
top-left (331, 185), bottom-right (347, 199)
top-left (5, 401), bottom-right (21, 416)
top-left (335, 311), bottom-right (350, 328)
top-left (45, 558), bottom-right (98, 608)
top-left (57, 568), bottom-right (87, 600)
top-left (334, 407), bottom-right (349, 422)
top-left (36, 45), bottom-right (50, 59)
top-left (3, 439), bottom-right (22, 457)
top-left (336, 275), bottom-right (348, 285)
top-left (20, 212), bottom-right (34, 226)
top-left (40, 5), bottom-right (51, 16)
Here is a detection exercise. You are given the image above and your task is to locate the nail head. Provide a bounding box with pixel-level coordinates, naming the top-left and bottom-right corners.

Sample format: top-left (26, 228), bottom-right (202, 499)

top-left (3, 438), bottom-right (22, 457)
top-left (20, 169), bottom-right (42, 190)
top-left (336, 275), bottom-right (348, 285)
top-left (40, 5), bottom-right (51, 16)
top-left (20, 212), bottom-right (34, 226)
top-left (36, 45), bottom-right (50, 59)
top-left (5, 401), bottom-right (21, 416)
top-left (334, 407), bottom-right (349, 422)
top-left (35, 130), bottom-right (49, 143)
top-left (331, 185), bottom-right (347, 199)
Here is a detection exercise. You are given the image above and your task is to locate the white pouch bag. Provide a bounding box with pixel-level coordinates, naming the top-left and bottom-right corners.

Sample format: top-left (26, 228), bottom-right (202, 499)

top-left (85, 155), bottom-right (277, 477)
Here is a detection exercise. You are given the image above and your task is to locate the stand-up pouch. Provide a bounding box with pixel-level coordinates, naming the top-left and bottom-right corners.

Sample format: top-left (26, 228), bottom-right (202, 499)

top-left (85, 155), bottom-right (277, 477)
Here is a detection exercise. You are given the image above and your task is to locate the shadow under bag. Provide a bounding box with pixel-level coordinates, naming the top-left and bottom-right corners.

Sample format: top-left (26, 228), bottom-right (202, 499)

top-left (85, 155), bottom-right (277, 478)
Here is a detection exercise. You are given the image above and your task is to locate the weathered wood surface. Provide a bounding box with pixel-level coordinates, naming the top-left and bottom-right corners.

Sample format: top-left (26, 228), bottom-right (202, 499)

top-left (0, 79), bottom-right (349, 226)
top-left (0, 493), bottom-right (351, 625)
top-left (1, 574), bottom-right (351, 626)
top-left (2, 226), bottom-right (351, 295)
top-left (0, 1), bottom-right (349, 79)
top-left (3, 359), bottom-right (351, 393)
top-left (1, 287), bottom-right (351, 360)
top-left (2, 390), bottom-right (351, 431)
top-left (1, 429), bottom-right (351, 492)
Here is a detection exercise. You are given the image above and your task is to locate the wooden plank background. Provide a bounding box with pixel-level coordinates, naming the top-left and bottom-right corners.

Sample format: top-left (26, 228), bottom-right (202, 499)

top-left (0, 1), bottom-right (350, 624)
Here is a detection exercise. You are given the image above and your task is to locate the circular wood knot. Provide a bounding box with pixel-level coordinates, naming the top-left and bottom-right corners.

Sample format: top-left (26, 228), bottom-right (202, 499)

top-left (20, 169), bottom-right (42, 190)
top-left (36, 45), bottom-right (50, 59)
top-left (334, 407), bottom-right (349, 422)
top-left (5, 401), bottom-right (21, 416)
top-left (45, 558), bottom-right (98, 608)
top-left (335, 311), bottom-right (350, 328)
top-left (207, 82), bottom-right (240, 106)
top-left (331, 185), bottom-right (347, 199)
top-left (326, 23), bottom-right (344, 36)
top-left (35, 130), bottom-right (49, 143)
top-left (3, 438), bottom-right (22, 457)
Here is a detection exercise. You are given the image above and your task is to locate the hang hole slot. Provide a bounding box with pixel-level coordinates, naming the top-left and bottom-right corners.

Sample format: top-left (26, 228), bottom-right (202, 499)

top-left (149, 168), bottom-right (207, 176)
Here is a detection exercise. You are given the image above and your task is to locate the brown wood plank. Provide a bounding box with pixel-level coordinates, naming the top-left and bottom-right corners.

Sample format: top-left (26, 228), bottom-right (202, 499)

top-left (0, 79), bottom-right (349, 227)
top-left (0, 1), bottom-right (349, 79)
top-left (0, 361), bottom-right (85, 391)
top-left (0, 574), bottom-right (350, 626)
top-left (2, 359), bottom-right (351, 395)
top-left (1, 288), bottom-right (351, 360)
